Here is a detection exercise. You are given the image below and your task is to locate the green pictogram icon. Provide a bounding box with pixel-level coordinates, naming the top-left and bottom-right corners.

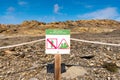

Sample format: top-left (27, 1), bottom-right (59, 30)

top-left (60, 42), bottom-right (68, 49)
top-left (51, 40), bottom-right (54, 48)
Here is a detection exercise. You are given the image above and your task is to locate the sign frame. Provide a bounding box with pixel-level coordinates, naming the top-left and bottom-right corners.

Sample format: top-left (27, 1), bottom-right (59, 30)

top-left (45, 29), bottom-right (70, 54)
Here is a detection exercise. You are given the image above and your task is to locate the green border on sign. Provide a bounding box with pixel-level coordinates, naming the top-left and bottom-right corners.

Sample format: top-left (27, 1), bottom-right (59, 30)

top-left (46, 29), bottom-right (70, 35)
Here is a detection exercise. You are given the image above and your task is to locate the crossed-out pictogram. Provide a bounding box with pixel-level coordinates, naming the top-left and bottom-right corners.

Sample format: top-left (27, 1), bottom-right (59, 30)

top-left (46, 38), bottom-right (69, 49)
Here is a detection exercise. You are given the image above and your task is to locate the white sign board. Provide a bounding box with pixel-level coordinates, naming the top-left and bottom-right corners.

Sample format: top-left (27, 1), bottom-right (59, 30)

top-left (45, 29), bottom-right (70, 54)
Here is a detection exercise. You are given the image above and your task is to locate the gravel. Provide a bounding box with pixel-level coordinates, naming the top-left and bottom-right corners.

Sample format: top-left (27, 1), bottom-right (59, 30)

top-left (0, 32), bottom-right (120, 80)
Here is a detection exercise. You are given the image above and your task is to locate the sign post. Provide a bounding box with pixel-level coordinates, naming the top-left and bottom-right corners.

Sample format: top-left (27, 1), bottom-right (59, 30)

top-left (55, 54), bottom-right (61, 80)
top-left (45, 29), bottom-right (70, 80)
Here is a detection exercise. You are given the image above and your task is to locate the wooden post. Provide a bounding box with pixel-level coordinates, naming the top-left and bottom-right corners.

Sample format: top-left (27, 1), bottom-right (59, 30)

top-left (54, 54), bottom-right (61, 80)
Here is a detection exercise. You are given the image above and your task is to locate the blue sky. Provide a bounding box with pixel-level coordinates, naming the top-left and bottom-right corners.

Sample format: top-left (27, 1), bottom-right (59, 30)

top-left (0, 0), bottom-right (120, 24)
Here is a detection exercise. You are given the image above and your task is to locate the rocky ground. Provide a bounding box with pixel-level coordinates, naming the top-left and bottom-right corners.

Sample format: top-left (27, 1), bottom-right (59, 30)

top-left (0, 30), bottom-right (120, 80)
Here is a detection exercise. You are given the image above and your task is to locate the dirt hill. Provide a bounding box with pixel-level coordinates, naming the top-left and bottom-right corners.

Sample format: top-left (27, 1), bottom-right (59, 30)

top-left (0, 19), bottom-right (120, 36)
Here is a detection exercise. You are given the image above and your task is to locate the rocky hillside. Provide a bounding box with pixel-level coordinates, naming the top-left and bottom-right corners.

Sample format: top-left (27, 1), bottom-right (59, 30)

top-left (0, 19), bottom-right (120, 36)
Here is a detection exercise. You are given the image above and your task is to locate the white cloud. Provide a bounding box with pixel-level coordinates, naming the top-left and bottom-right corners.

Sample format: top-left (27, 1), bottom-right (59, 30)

top-left (78, 7), bottom-right (119, 20)
top-left (18, 1), bottom-right (27, 6)
top-left (85, 5), bottom-right (93, 8)
top-left (7, 7), bottom-right (15, 12)
top-left (54, 4), bottom-right (61, 14)
top-left (0, 7), bottom-right (17, 24)
top-left (0, 15), bottom-right (18, 24)
top-left (38, 16), bottom-right (56, 22)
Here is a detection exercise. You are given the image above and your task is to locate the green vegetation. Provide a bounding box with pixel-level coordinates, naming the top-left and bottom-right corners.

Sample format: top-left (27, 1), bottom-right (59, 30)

top-left (60, 43), bottom-right (68, 49)
top-left (51, 40), bottom-right (54, 48)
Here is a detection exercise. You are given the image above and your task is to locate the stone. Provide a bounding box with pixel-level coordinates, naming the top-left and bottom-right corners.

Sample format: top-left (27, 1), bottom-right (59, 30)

top-left (107, 77), bottom-right (111, 80)
top-left (19, 52), bottom-right (25, 58)
top-left (29, 78), bottom-right (38, 80)
top-left (4, 50), bottom-right (13, 55)
top-left (116, 62), bottom-right (120, 67)
top-left (106, 47), bottom-right (111, 51)
top-left (62, 66), bottom-right (87, 79)
top-left (0, 63), bottom-right (3, 68)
